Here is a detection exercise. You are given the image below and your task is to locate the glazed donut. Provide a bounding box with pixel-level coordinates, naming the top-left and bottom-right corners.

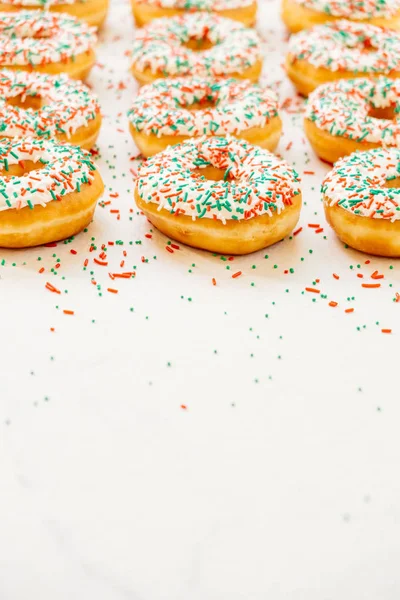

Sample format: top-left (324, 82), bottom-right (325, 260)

top-left (323, 147), bottom-right (400, 256)
top-left (0, 137), bottom-right (104, 248)
top-left (286, 20), bottom-right (400, 96)
top-left (128, 76), bottom-right (282, 157)
top-left (282, 0), bottom-right (400, 33)
top-left (131, 13), bottom-right (262, 85)
top-left (0, 11), bottom-right (97, 81)
top-left (0, 0), bottom-right (109, 29)
top-left (134, 136), bottom-right (302, 255)
top-left (305, 77), bottom-right (400, 163)
top-left (131, 0), bottom-right (257, 28)
top-left (0, 69), bottom-right (101, 149)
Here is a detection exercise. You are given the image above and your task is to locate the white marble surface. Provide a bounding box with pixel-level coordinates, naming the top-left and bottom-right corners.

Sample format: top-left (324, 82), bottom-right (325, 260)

top-left (2, 0), bottom-right (400, 597)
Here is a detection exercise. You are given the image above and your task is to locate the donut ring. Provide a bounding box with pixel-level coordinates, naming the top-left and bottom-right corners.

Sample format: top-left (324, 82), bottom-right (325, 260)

top-left (0, 11), bottom-right (97, 81)
top-left (0, 0), bottom-right (109, 29)
top-left (282, 0), bottom-right (400, 33)
top-left (0, 69), bottom-right (101, 149)
top-left (134, 136), bottom-right (302, 255)
top-left (131, 0), bottom-right (257, 28)
top-left (128, 76), bottom-right (282, 157)
top-left (131, 13), bottom-right (262, 85)
top-left (286, 20), bottom-right (400, 97)
top-left (322, 147), bottom-right (400, 256)
top-left (0, 137), bottom-right (104, 248)
top-left (305, 77), bottom-right (400, 163)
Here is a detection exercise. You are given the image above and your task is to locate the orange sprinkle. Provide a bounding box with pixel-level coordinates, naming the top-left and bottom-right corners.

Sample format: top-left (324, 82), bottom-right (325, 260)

top-left (305, 287), bottom-right (320, 293)
top-left (45, 282), bottom-right (60, 294)
top-left (333, 273), bottom-right (339, 280)
top-left (357, 273), bottom-right (364, 278)
top-left (362, 283), bottom-right (381, 289)
top-left (315, 227), bottom-right (323, 234)
top-left (50, 328), bottom-right (55, 332)
top-left (329, 301), bottom-right (338, 307)
top-left (293, 226), bottom-right (302, 236)
top-left (94, 258), bottom-right (108, 266)
top-left (345, 308), bottom-right (354, 313)
top-left (308, 223), bottom-right (320, 228)
top-left (232, 271), bottom-right (242, 279)
top-left (166, 245), bottom-right (174, 253)
top-left (371, 270), bottom-right (384, 280)
top-left (107, 288), bottom-right (118, 294)
top-left (212, 278), bottom-right (216, 286)
top-left (382, 329), bottom-right (392, 334)
top-left (84, 258), bottom-right (89, 267)
top-left (63, 310), bottom-right (74, 315)
top-left (38, 267), bottom-right (45, 274)
top-left (304, 170), bottom-right (315, 175)
top-left (70, 249), bottom-right (77, 255)
top-left (145, 234), bottom-right (152, 239)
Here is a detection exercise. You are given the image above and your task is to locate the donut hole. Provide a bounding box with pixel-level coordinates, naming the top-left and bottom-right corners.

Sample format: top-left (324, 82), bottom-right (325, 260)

top-left (185, 99), bottom-right (217, 111)
top-left (368, 105), bottom-right (397, 120)
top-left (0, 160), bottom-right (46, 177)
top-left (6, 93), bottom-right (44, 111)
top-left (195, 166), bottom-right (226, 181)
top-left (384, 177), bottom-right (400, 189)
top-left (182, 37), bottom-right (214, 52)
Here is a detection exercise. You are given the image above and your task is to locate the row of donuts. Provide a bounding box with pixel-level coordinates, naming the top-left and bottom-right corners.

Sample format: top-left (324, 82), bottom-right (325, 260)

top-left (0, 10), bottom-right (105, 247)
top-left (127, 3), bottom-right (400, 257)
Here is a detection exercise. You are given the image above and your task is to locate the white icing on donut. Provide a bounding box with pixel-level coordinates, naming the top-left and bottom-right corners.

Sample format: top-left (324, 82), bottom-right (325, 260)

top-left (136, 136), bottom-right (301, 224)
top-left (287, 19), bottom-right (400, 74)
top-left (0, 69), bottom-right (100, 139)
top-left (131, 12), bottom-right (261, 78)
top-left (322, 147), bottom-right (400, 221)
top-left (0, 11), bottom-right (96, 67)
top-left (293, 0), bottom-right (400, 20)
top-left (134, 0), bottom-right (254, 9)
top-left (0, 137), bottom-right (97, 211)
top-left (306, 77), bottom-right (400, 145)
top-left (128, 76), bottom-right (278, 137)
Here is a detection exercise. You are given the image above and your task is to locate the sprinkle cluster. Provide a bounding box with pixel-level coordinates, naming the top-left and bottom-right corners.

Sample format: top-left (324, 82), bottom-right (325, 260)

top-left (322, 147), bottom-right (400, 220)
top-left (128, 76), bottom-right (278, 137)
top-left (131, 12), bottom-right (261, 77)
top-left (0, 11), bottom-right (96, 67)
top-left (135, 0), bottom-right (253, 9)
top-left (287, 19), bottom-right (400, 73)
top-left (306, 76), bottom-right (400, 145)
top-left (0, 69), bottom-right (100, 140)
top-left (294, 0), bottom-right (400, 19)
top-left (0, 137), bottom-right (97, 211)
top-left (136, 136), bottom-right (301, 223)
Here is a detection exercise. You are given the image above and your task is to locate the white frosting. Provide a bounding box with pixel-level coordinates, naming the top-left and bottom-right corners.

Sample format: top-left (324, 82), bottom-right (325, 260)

top-left (128, 77), bottom-right (278, 137)
top-left (131, 12), bottom-right (261, 78)
top-left (0, 137), bottom-right (97, 212)
top-left (322, 147), bottom-right (400, 221)
top-left (0, 69), bottom-right (100, 139)
top-left (135, 0), bottom-right (253, 9)
top-left (306, 77), bottom-right (400, 145)
top-left (294, 0), bottom-right (400, 20)
top-left (136, 136), bottom-right (301, 224)
top-left (287, 19), bottom-right (400, 74)
top-left (0, 11), bottom-right (96, 67)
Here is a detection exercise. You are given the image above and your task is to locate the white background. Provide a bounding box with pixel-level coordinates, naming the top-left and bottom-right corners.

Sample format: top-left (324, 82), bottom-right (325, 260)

top-left (1, 0), bottom-right (400, 597)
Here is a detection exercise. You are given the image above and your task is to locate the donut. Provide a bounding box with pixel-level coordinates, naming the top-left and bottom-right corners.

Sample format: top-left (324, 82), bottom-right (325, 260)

top-left (0, 69), bottom-right (101, 149)
top-left (131, 0), bottom-right (257, 28)
top-left (0, 0), bottom-right (109, 29)
top-left (0, 11), bottom-right (97, 81)
top-left (134, 136), bottom-right (302, 255)
top-left (286, 20), bottom-right (400, 96)
top-left (305, 76), bottom-right (400, 163)
top-left (128, 76), bottom-right (282, 157)
top-left (282, 0), bottom-right (400, 33)
top-left (0, 137), bottom-right (104, 248)
top-left (322, 147), bottom-right (400, 256)
top-left (131, 13), bottom-right (262, 85)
